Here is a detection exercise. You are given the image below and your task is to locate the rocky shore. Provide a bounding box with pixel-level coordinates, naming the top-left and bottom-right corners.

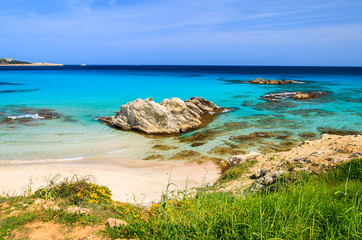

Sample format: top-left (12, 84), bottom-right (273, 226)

top-left (220, 134), bottom-right (362, 192)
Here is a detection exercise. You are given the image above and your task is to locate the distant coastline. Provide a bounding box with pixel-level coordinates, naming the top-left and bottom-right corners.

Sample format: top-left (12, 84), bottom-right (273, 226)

top-left (0, 57), bottom-right (63, 66)
top-left (1, 63), bottom-right (64, 66)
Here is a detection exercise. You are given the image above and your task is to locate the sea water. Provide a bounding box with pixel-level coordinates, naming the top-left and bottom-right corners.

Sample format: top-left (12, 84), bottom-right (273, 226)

top-left (0, 66), bottom-right (361, 161)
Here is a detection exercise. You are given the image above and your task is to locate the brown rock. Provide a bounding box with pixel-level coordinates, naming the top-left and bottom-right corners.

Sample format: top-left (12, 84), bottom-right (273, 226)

top-left (262, 91), bottom-right (328, 102)
top-left (152, 144), bottom-right (178, 151)
top-left (247, 78), bottom-right (295, 85)
top-left (143, 154), bottom-right (165, 160)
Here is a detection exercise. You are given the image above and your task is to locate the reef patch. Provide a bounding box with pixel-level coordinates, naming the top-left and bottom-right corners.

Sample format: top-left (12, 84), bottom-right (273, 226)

top-left (0, 105), bottom-right (62, 130)
top-left (152, 144), bottom-right (178, 151)
top-left (317, 127), bottom-right (361, 136)
top-left (262, 91), bottom-right (328, 102)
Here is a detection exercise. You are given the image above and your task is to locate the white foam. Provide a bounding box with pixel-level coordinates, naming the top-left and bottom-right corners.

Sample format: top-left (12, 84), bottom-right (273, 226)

top-left (0, 155), bottom-right (92, 165)
top-left (8, 114), bottom-right (44, 120)
top-left (62, 140), bottom-right (82, 144)
top-left (292, 80), bottom-right (306, 84)
top-left (105, 149), bottom-right (126, 154)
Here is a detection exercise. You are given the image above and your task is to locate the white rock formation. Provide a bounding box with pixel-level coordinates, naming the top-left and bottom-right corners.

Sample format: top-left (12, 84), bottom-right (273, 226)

top-left (99, 97), bottom-right (226, 134)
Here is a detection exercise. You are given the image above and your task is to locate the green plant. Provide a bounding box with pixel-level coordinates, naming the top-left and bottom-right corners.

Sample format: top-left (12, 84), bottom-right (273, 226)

top-left (218, 160), bottom-right (257, 183)
top-left (338, 158), bottom-right (362, 181)
top-left (34, 175), bottom-right (113, 205)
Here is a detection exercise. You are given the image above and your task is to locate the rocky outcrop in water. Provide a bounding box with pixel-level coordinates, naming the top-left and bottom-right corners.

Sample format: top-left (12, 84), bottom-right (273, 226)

top-left (247, 78), bottom-right (295, 85)
top-left (263, 91), bottom-right (327, 102)
top-left (0, 105), bottom-right (63, 129)
top-left (99, 97), bottom-right (228, 134)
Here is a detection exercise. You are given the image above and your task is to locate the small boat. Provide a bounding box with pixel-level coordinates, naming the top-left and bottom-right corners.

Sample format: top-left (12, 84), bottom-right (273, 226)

top-left (80, 64), bottom-right (86, 66)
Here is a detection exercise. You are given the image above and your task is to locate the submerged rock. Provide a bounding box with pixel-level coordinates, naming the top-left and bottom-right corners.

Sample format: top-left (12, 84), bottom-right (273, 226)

top-left (0, 105), bottom-right (62, 129)
top-left (208, 146), bottom-right (247, 156)
top-left (168, 150), bottom-right (202, 160)
top-left (143, 154), bottom-right (165, 161)
top-left (317, 127), bottom-right (361, 136)
top-left (281, 108), bottom-right (336, 117)
top-left (99, 97), bottom-right (228, 134)
top-left (179, 129), bottom-right (225, 143)
top-left (298, 132), bottom-right (317, 138)
top-left (191, 142), bottom-right (207, 147)
top-left (152, 144), bottom-right (178, 151)
top-left (229, 131), bottom-right (276, 142)
top-left (253, 101), bottom-right (299, 111)
top-left (262, 91), bottom-right (327, 102)
top-left (241, 100), bottom-right (253, 107)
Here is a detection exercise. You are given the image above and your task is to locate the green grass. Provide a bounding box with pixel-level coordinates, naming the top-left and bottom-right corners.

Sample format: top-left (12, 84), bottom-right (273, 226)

top-left (104, 158), bottom-right (362, 239)
top-left (217, 160), bottom-right (257, 183)
top-left (1, 158), bottom-right (361, 239)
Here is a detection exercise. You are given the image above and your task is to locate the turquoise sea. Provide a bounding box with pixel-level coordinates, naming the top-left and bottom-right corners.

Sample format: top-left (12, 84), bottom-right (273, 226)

top-left (0, 66), bottom-right (361, 162)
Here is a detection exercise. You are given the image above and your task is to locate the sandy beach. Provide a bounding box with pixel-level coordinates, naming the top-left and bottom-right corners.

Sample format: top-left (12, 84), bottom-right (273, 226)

top-left (0, 158), bottom-right (219, 205)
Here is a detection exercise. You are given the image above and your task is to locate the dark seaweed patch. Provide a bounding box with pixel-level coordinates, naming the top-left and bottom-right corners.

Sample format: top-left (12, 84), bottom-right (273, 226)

top-left (0, 82), bottom-right (24, 85)
top-left (231, 95), bottom-right (249, 99)
top-left (208, 146), bottom-right (247, 156)
top-left (0, 89), bottom-right (39, 94)
top-left (253, 101), bottom-right (299, 111)
top-left (179, 129), bottom-right (226, 143)
top-left (191, 142), bottom-right (206, 147)
top-left (63, 115), bottom-right (77, 122)
top-left (298, 132), bottom-right (317, 138)
top-left (152, 144), bottom-right (178, 151)
top-left (252, 117), bottom-right (302, 129)
top-left (218, 79), bottom-right (245, 84)
top-left (241, 100), bottom-right (253, 107)
top-left (317, 127), bottom-right (361, 136)
top-left (227, 130), bottom-right (298, 154)
top-left (281, 109), bottom-right (336, 118)
top-left (342, 97), bottom-right (362, 103)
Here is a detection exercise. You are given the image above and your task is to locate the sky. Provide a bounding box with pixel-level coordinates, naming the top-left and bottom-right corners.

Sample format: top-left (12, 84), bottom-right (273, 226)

top-left (0, 0), bottom-right (362, 66)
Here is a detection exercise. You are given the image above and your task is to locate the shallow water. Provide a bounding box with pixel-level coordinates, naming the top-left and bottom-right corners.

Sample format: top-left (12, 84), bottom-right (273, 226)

top-left (0, 65), bottom-right (361, 161)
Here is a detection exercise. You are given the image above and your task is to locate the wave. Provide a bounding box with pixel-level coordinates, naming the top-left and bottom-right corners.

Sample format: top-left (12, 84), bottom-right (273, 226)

top-left (8, 114), bottom-right (45, 119)
top-left (0, 155), bottom-right (95, 165)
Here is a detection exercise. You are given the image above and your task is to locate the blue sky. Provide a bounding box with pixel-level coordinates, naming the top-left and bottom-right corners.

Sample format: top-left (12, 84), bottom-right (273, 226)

top-left (1, 0), bottom-right (362, 66)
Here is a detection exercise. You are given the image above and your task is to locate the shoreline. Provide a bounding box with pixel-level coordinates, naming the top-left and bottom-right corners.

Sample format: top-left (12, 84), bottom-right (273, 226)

top-left (0, 157), bottom-right (219, 205)
top-left (1, 134), bottom-right (361, 205)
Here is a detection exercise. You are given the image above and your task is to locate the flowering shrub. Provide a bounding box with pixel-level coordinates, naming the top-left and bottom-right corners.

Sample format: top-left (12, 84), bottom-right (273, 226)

top-left (34, 176), bottom-right (113, 205)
